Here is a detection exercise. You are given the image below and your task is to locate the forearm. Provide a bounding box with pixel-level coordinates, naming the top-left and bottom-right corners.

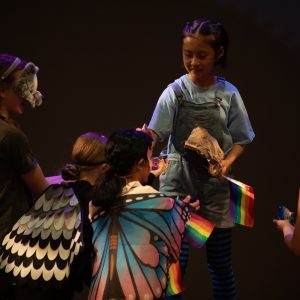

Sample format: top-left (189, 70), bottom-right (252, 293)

top-left (283, 228), bottom-right (300, 255)
top-left (285, 211), bottom-right (300, 255)
top-left (274, 190), bottom-right (300, 255)
top-left (224, 144), bottom-right (246, 166)
top-left (286, 189), bottom-right (300, 254)
top-left (148, 129), bottom-right (159, 149)
top-left (21, 165), bottom-right (49, 197)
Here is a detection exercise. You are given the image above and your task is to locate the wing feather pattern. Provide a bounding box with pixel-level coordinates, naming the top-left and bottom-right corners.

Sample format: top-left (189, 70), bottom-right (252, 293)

top-left (0, 184), bottom-right (83, 289)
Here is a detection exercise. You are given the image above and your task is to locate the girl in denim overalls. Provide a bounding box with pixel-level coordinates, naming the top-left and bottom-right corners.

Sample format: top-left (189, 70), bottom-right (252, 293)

top-left (147, 18), bottom-right (255, 299)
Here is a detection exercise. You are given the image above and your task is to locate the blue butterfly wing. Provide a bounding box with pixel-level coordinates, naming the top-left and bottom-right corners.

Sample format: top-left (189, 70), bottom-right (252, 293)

top-left (89, 216), bottom-right (111, 300)
top-left (124, 195), bottom-right (189, 260)
top-left (115, 193), bottom-right (188, 299)
top-left (116, 215), bottom-right (168, 299)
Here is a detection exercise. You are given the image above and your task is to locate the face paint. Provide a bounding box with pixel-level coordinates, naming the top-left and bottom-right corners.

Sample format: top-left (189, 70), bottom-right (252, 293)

top-left (13, 63), bottom-right (43, 108)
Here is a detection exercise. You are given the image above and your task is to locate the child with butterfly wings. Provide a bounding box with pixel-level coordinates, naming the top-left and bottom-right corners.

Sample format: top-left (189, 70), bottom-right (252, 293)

top-left (88, 129), bottom-right (208, 300)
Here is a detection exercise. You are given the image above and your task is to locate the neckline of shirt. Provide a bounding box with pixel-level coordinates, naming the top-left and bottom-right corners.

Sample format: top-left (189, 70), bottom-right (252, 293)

top-left (183, 74), bottom-right (219, 92)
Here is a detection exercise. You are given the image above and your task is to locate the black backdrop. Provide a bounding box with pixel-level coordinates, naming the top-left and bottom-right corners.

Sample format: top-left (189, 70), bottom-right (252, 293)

top-left (1, 1), bottom-right (300, 299)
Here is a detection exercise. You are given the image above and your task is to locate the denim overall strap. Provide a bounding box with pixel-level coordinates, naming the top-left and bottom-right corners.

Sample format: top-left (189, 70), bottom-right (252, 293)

top-left (160, 77), bottom-right (233, 228)
top-left (170, 80), bottom-right (185, 136)
top-left (171, 76), bottom-right (226, 108)
top-left (215, 76), bottom-right (226, 106)
top-left (169, 77), bottom-right (226, 154)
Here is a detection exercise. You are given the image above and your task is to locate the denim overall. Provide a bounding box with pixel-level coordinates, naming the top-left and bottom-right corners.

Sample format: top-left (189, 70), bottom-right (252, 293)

top-left (160, 77), bottom-right (233, 228)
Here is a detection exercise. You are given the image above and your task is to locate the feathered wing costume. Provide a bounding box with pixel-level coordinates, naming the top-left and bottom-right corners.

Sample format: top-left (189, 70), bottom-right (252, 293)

top-left (0, 183), bottom-right (84, 290)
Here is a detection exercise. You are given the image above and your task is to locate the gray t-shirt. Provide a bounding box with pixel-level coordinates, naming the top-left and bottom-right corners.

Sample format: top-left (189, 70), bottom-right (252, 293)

top-left (149, 74), bottom-right (255, 154)
top-left (0, 118), bottom-right (37, 242)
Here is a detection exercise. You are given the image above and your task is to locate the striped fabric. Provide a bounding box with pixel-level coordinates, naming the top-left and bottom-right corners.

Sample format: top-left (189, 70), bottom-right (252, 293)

top-left (206, 228), bottom-right (236, 300)
top-left (165, 229), bottom-right (236, 300)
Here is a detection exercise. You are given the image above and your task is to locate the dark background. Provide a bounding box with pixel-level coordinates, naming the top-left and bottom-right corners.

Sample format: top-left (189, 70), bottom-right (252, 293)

top-left (1, 0), bottom-right (300, 299)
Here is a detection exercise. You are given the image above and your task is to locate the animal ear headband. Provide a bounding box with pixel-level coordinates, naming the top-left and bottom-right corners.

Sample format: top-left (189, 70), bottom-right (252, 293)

top-left (1, 57), bottom-right (43, 108)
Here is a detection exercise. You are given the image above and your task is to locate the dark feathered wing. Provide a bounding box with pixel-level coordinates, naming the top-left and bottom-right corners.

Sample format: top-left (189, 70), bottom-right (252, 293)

top-left (0, 184), bottom-right (83, 289)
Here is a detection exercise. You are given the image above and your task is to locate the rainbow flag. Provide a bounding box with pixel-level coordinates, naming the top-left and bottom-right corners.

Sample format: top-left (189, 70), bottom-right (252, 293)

top-left (166, 214), bottom-right (215, 296)
top-left (184, 213), bottom-right (215, 248)
top-left (167, 260), bottom-right (184, 296)
top-left (224, 176), bottom-right (255, 227)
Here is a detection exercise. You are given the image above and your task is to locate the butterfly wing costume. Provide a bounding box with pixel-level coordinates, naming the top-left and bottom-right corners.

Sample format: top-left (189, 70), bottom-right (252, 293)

top-left (89, 186), bottom-right (209, 300)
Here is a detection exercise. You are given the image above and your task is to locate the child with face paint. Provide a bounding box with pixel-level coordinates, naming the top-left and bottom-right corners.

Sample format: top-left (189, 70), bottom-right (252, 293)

top-left (146, 19), bottom-right (255, 299)
top-left (0, 54), bottom-right (48, 299)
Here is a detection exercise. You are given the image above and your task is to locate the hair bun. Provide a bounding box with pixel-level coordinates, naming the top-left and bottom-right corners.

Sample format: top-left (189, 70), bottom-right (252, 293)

top-left (61, 163), bottom-right (80, 181)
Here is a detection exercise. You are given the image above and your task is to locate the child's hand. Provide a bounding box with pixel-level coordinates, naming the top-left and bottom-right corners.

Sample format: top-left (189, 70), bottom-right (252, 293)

top-left (220, 159), bottom-right (231, 176)
top-left (136, 124), bottom-right (158, 146)
top-left (182, 195), bottom-right (200, 211)
top-left (275, 204), bottom-right (294, 230)
top-left (273, 219), bottom-right (294, 233)
top-left (273, 218), bottom-right (295, 245)
top-left (136, 123), bottom-right (150, 134)
top-left (151, 158), bottom-right (168, 177)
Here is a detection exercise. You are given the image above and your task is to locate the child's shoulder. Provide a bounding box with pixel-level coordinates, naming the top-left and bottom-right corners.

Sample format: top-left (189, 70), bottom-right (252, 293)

top-left (0, 121), bottom-right (26, 142)
top-left (162, 74), bottom-right (190, 98)
top-left (221, 78), bottom-right (240, 94)
top-left (126, 183), bottom-right (159, 195)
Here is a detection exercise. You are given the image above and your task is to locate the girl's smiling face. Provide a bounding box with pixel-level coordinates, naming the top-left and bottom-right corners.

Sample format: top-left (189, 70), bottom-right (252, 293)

top-left (182, 34), bottom-right (224, 86)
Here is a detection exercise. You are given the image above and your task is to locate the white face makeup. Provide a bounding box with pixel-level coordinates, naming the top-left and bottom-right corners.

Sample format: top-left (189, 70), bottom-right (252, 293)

top-left (13, 63), bottom-right (43, 108)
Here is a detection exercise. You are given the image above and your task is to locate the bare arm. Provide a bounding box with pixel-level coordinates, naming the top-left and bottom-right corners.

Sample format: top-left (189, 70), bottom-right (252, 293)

top-left (21, 165), bottom-right (49, 197)
top-left (221, 144), bottom-right (246, 176)
top-left (139, 123), bottom-right (159, 149)
top-left (149, 129), bottom-right (159, 149)
top-left (275, 190), bottom-right (300, 255)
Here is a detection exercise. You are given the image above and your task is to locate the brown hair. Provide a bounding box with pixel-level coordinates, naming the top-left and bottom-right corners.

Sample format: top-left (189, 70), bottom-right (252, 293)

top-left (61, 132), bottom-right (108, 180)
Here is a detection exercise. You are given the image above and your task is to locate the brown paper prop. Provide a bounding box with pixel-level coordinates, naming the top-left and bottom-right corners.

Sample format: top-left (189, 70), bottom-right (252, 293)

top-left (184, 127), bottom-right (224, 177)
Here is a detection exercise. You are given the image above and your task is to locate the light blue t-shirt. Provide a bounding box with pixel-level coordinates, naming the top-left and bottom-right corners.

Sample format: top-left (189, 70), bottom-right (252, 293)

top-left (149, 74), bottom-right (255, 154)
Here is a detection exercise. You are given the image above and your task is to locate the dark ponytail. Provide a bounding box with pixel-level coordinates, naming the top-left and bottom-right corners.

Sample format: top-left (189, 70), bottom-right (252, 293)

top-left (93, 168), bottom-right (126, 210)
top-left (92, 129), bottom-right (152, 210)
